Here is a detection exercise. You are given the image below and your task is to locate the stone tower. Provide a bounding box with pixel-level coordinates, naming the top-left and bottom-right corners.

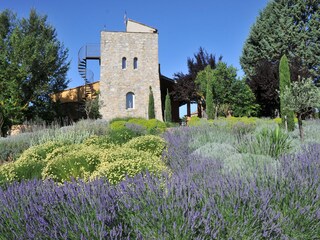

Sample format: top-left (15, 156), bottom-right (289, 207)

top-left (99, 19), bottom-right (163, 121)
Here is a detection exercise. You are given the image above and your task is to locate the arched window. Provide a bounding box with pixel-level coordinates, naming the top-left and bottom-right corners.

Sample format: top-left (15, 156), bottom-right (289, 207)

top-left (133, 57), bottom-right (138, 69)
top-left (126, 92), bottom-right (135, 109)
top-left (122, 57), bottom-right (127, 69)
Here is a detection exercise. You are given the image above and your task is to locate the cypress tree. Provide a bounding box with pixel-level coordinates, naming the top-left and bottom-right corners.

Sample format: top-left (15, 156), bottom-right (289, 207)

top-left (279, 55), bottom-right (295, 131)
top-left (164, 89), bottom-right (172, 122)
top-left (148, 86), bottom-right (155, 119)
top-left (206, 75), bottom-right (214, 120)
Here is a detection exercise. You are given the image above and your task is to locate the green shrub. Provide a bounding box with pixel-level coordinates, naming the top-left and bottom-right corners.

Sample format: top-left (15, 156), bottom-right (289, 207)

top-left (42, 145), bottom-right (102, 182)
top-left (238, 127), bottom-right (292, 158)
top-left (128, 118), bottom-right (166, 134)
top-left (124, 135), bottom-right (166, 157)
top-left (91, 147), bottom-right (167, 184)
top-left (12, 141), bottom-right (65, 181)
top-left (223, 153), bottom-right (278, 178)
top-left (0, 134), bottom-right (32, 162)
top-left (109, 120), bottom-right (127, 131)
top-left (193, 142), bottom-right (237, 161)
top-left (83, 135), bottom-right (115, 149)
top-left (188, 116), bottom-right (206, 127)
top-left (0, 163), bottom-right (16, 186)
top-left (108, 128), bottom-right (140, 145)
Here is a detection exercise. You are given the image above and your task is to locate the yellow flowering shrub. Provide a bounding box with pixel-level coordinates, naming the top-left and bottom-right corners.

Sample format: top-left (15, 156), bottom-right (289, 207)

top-left (123, 135), bottom-right (166, 157)
top-left (91, 147), bottom-right (167, 184)
top-left (42, 145), bottom-right (102, 182)
top-left (0, 162), bottom-right (16, 185)
top-left (83, 135), bottom-right (116, 149)
top-left (10, 141), bottom-right (65, 182)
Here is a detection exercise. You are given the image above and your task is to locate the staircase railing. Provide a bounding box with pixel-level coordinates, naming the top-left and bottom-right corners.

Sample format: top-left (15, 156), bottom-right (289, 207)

top-left (78, 44), bottom-right (100, 99)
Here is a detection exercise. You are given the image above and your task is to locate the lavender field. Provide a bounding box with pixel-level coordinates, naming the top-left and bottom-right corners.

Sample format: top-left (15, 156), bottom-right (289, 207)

top-left (1, 119), bottom-right (320, 239)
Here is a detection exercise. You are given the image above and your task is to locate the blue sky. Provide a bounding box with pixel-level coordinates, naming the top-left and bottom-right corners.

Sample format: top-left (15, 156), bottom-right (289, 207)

top-left (1, 0), bottom-right (269, 115)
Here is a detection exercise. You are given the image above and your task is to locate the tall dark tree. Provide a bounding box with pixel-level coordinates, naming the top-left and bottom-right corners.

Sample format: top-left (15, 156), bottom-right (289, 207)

top-left (240, 0), bottom-right (320, 117)
top-left (0, 9), bottom-right (69, 134)
top-left (148, 86), bottom-right (155, 119)
top-left (279, 55), bottom-right (295, 131)
top-left (172, 47), bottom-right (222, 116)
top-left (164, 89), bottom-right (172, 122)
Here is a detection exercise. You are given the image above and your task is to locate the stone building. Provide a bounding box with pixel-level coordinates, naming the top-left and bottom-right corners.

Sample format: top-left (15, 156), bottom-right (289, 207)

top-left (52, 19), bottom-right (179, 122)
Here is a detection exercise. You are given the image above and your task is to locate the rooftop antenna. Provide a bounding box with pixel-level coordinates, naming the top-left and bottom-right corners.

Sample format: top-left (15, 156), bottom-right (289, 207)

top-left (124, 11), bottom-right (128, 28)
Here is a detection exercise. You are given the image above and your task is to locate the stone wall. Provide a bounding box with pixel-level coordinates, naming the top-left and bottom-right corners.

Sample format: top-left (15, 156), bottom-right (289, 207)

top-left (100, 30), bottom-right (163, 121)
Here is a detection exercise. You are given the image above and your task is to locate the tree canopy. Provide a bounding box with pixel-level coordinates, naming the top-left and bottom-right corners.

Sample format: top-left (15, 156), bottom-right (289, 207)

top-left (240, 0), bottom-right (320, 116)
top-left (172, 47), bottom-right (222, 116)
top-left (0, 9), bottom-right (69, 135)
top-left (195, 62), bottom-right (259, 118)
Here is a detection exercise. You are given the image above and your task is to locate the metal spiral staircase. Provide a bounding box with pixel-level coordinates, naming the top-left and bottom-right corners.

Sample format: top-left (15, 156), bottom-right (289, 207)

top-left (78, 44), bottom-right (100, 99)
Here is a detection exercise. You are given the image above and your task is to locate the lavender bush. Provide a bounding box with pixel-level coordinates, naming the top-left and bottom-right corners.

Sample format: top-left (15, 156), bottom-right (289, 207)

top-left (1, 124), bottom-right (320, 238)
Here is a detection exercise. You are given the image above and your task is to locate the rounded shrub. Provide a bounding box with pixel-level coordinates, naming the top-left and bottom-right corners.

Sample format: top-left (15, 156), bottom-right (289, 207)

top-left (83, 135), bottom-right (115, 149)
top-left (193, 142), bottom-right (237, 161)
top-left (0, 162), bottom-right (16, 186)
top-left (91, 147), bottom-right (167, 184)
top-left (223, 153), bottom-right (278, 178)
top-left (109, 120), bottom-right (127, 131)
top-left (42, 145), bottom-right (102, 182)
top-left (128, 118), bottom-right (166, 134)
top-left (12, 141), bottom-right (66, 181)
top-left (124, 135), bottom-right (166, 157)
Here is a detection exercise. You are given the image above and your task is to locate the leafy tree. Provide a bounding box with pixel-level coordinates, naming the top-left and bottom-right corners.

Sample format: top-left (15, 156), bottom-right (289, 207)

top-left (279, 54), bottom-right (295, 131)
top-left (195, 66), bottom-right (214, 119)
top-left (172, 47), bottom-right (222, 116)
top-left (0, 9), bottom-right (69, 134)
top-left (206, 71), bottom-right (214, 120)
top-left (281, 78), bottom-right (320, 141)
top-left (196, 63), bottom-right (259, 118)
top-left (164, 89), bottom-right (172, 122)
top-left (229, 78), bottom-right (260, 117)
top-left (240, 0), bottom-right (320, 116)
top-left (84, 92), bottom-right (103, 119)
top-left (148, 86), bottom-right (155, 119)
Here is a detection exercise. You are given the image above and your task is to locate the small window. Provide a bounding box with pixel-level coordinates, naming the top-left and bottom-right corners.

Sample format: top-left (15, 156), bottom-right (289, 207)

top-left (122, 57), bottom-right (127, 69)
top-left (126, 92), bottom-right (135, 109)
top-left (133, 57), bottom-right (138, 69)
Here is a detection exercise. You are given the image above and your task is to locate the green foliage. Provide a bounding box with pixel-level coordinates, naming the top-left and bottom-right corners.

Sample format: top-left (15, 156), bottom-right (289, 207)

top-left (128, 118), bottom-right (166, 134)
top-left (224, 153), bottom-right (278, 178)
top-left (91, 147), bottom-right (167, 184)
top-left (108, 128), bottom-right (140, 145)
top-left (11, 141), bottom-right (65, 182)
top-left (228, 78), bottom-right (260, 117)
top-left (83, 135), bottom-right (115, 149)
top-left (193, 142), bottom-right (237, 161)
top-left (0, 134), bottom-right (31, 163)
top-left (109, 118), bottom-right (166, 138)
top-left (0, 163), bottom-right (15, 186)
top-left (124, 135), bottom-right (166, 157)
top-left (109, 120), bottom-right (127, 131)
top-left (196, 63), bottom-right (258, 118)
top-left (238, 127), bottom-right (292, 158)
top-left (281, 78), bottom-right (320, 140)
top-left (148, 86), bottom-right (155, 119)
top-left (42, 145), bottom-right (101, 182)
top-left (240, 1), bottom-right (320, 116)
top-left (0, 9), bottom-right (70, 133)
top-left (164, 89), bottom-right (172, 122)
top-left (279, 55), bottom-right (295, 131)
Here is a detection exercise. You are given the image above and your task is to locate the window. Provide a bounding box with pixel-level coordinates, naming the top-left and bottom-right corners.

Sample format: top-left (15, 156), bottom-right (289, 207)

top-left (126, 92), bottom-right (135, 109)
top-left (133, 57), bottom-right (138, 69)
top-left (122, 57), bottom-right (127, 69)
